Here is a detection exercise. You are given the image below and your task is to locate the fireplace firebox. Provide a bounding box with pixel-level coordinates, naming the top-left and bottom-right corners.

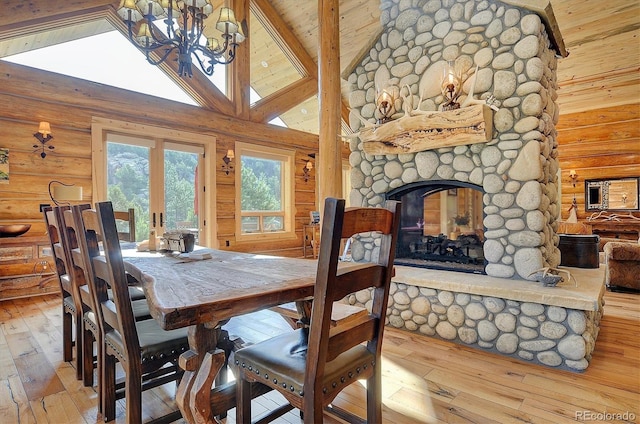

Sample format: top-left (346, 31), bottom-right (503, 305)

top-left (387, 181), bottom-right (485, 274)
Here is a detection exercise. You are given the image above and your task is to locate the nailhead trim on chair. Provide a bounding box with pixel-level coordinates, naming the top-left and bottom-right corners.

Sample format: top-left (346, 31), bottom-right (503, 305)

top-left (83, 316), bottom-right (98, 333)
top-left (235, 358), bottom-right (374, 398)
top-left (63, 297), bottom-right (76, 314)
top-left (106, 339), bottom-right (186, 364)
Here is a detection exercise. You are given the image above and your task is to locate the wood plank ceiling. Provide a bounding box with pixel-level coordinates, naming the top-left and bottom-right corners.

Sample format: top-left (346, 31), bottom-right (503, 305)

top-left (0, 0), bottom-right (638, 135)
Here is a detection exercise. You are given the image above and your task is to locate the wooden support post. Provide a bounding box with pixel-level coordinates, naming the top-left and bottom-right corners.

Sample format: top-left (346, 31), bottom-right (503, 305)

top-left (318, 0), bottom-right (343, 216)
top-left (231, 0), bottom-right (250, 120)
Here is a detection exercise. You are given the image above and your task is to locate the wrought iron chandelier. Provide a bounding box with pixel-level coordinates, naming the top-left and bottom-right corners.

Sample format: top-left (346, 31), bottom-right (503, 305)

top-left (116, 0), bottom-right (246, 78)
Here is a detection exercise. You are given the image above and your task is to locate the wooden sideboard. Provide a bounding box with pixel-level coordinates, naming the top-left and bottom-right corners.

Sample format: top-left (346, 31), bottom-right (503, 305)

top-left (0, 234), bottom-right (59, 301)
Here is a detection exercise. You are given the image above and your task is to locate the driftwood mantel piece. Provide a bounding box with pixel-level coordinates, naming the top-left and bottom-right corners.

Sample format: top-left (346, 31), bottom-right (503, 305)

top-left (361, 104), bottom-right (493, 154)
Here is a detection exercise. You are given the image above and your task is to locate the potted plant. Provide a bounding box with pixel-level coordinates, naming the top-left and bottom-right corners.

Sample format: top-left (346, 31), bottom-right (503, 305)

top-left (454, 213), bottom-right (470, 227)
top-left (453, 213), bottom-right (469, 231)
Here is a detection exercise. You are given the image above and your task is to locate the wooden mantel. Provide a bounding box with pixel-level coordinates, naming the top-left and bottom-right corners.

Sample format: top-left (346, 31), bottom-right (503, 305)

top-left (361, 104), bottom-right (493, 154)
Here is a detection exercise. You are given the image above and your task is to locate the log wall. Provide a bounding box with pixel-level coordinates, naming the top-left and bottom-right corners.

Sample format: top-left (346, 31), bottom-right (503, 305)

top-left (557, 103), bottom-right (640, 223)
top-left (0, 61), bottom-right (318, 257)
top-left (1, 61), bottom-right (638, 256)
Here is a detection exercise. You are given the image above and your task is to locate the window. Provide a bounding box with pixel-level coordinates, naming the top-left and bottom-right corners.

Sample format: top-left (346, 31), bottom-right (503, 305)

top-left (236, 142), bottom-right (294, 239)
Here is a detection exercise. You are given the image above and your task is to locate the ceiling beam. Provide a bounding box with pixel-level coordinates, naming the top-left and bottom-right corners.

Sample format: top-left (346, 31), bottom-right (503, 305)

top-left (251, 0), bottom-right (318, 79)
top-left (1, 0), bottom-right (113, 31)
top-left (250, 77), bottom-right (317, 124)
top-left (251, 0), bottom-right (354, 134)
top-left (0, 2), bottom-right (110, 41)
top-left (0, 60), bottom-right (319, 147)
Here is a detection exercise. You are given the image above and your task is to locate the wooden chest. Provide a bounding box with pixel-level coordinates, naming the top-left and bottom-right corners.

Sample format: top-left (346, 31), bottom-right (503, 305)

top-left (558, 234), bottom-right (600, 269)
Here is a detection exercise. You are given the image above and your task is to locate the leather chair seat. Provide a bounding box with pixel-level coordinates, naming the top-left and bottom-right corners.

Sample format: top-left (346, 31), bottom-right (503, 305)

top-left (105, 319), bottom-right (189, 363)
top-left (127, 286), bottom-right (146, 301)
top-left (79, 285), bottom-right (150, 318)
top-left (234, 328), bottom-right (374, 397)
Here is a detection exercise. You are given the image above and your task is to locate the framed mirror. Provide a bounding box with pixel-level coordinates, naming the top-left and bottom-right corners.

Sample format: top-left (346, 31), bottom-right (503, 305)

top-left (586, 177), bottom-right (639, 211)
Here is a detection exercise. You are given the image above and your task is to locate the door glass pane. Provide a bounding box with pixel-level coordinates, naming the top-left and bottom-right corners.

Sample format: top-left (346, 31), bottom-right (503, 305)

top-left (164, 149), bottom-right (200, 242)
top-left (107, 142), bottom-right (149, 242)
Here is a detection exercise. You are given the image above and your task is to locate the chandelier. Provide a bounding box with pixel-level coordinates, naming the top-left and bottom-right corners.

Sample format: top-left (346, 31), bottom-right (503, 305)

top-left (116, 0), bottom-right (246, 78)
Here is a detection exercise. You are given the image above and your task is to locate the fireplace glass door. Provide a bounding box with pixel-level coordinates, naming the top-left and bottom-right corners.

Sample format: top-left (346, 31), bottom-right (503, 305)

top-left (390, 184), bottom-right (485, 274)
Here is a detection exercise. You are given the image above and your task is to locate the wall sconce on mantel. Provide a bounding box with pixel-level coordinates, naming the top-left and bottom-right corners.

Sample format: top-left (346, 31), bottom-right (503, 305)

top-left (569, 170), bottom-right (578, 187)
top-left (375, 87), bottom-right (397, 125)
top-left (33, 121), bottom-right (55, 159)
top-left (441, 61), bottom-right (462, 111)
top-left (222, 149), bottom-right (234, 175)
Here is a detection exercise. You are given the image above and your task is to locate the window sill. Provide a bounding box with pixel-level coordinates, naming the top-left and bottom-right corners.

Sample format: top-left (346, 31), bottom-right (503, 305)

top-left (237, 231), bottom-right (297, 243)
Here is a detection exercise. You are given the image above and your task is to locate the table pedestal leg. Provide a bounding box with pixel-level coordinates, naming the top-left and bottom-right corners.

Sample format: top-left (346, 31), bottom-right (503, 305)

top-left (176, 323), bottom-right (220, 424)
top-left (176, 351), bottom-right (198, 424)
top-left (190, 350), bottom-right (226, 424)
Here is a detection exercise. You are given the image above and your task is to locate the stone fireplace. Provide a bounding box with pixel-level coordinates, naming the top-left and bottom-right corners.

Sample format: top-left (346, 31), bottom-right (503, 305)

top-left (342, 0), bottom-right (605, 372)
top-left (347, 0), bottom-right (562, 280)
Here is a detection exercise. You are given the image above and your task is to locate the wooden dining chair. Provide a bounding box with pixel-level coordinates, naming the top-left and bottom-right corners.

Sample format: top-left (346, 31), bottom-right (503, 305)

top-left (81, 201), bottom-right (188, 423)
top-left (235, 197), bottom-right (401, 424)
top-left (114, 208), bottom-right (136, 242)
top-left (64, 205), bottom-right (152, 410)
top-left (43, 205), bottom-right (84, 379)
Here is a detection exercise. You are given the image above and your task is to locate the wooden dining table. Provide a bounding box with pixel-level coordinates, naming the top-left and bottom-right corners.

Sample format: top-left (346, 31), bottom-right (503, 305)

top-left (121, 248), bottom-right (319, 424)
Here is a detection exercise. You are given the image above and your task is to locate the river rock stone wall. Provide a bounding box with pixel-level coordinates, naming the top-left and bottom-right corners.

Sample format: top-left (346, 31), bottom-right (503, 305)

top-left (346, 0), bottom-right (562, 280)
top-left (346, 283), bottom-right (603, 372)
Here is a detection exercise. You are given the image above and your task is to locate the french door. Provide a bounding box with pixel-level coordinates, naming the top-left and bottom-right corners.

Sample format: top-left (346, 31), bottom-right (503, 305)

top-left (92, 118), bottom-right (215, 247)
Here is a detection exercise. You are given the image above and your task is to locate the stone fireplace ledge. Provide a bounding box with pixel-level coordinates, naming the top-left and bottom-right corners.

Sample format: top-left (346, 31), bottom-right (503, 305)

top-left (393, 266), bottom-right (605, 312)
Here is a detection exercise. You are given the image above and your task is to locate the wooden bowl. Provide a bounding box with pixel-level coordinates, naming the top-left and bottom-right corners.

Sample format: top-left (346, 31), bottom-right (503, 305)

top-left (0, 224), bottom-right (32, 238)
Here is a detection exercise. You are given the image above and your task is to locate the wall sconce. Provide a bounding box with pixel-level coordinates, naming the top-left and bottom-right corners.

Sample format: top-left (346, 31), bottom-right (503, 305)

top-left (569, 169), bottom-right (578, 187)
top-left (441, 61), bottom-right (461, 111)
top-left (33, 121), bottom-right (55, 159)
top-left (48, 181), bottom-right (83, 206)
top-left (303, 159), bottom-right (313, 183)
top-left (375, 88), bottom-right (396, 125)
top-left (222, 149), bottom-right (234, 175)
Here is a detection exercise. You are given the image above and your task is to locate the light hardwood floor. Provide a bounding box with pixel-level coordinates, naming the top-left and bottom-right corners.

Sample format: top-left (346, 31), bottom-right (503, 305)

top-left (1, 290), bottom-right (638, 423)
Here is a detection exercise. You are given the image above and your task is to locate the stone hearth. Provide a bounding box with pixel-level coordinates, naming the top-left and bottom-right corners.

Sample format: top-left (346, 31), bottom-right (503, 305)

top-left (345, 266), bottom-right (604, 372)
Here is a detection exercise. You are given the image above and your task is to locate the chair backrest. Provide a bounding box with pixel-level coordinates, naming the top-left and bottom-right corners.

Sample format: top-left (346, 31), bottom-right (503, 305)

top-left (304, 198), bottom-right (400, 398)
top-left (64, 204), bottom-right (97, 313)
top-left (114, 208), bottom-right (136, 242)
top-left (43, 206), bottom-right (77, 300)
top-left (76, 202), bottom-right (140, 358)
top-left (95, 202), bottom-right (141, 356)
